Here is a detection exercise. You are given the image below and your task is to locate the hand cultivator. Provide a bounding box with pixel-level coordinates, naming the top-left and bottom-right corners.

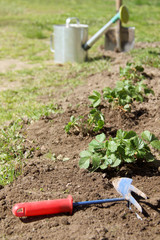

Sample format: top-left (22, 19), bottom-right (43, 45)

top-left (12, 178), bottom-right (147, 217)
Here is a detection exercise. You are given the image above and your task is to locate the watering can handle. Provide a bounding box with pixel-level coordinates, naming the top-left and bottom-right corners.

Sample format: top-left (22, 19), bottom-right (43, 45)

top-left (50, 33), bottom-right (54, 53)
top-left (66, 17), bottom-right (80, 27)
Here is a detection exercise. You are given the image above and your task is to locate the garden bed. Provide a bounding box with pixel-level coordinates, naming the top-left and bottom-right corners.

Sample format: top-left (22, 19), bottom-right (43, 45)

top-left (0, 48), bottom-right (160, 240)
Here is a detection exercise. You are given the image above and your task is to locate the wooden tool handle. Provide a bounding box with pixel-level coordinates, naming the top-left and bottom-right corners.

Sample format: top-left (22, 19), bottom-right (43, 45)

top-left (116, 0), bottom-right (122, 51)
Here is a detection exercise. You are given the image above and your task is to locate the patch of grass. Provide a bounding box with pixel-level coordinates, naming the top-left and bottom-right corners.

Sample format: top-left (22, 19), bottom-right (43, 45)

top-left (0, 120), bottom-right (24, 186)
top-left (0, 58), bottom-right (110, 185)
top-left (131, 47), bottom-right (160, 68)
top-left (0, 58), bottom-right (110, 125)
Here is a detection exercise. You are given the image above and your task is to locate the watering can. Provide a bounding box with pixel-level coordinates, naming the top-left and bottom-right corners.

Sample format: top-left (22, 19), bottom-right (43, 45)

top-left (50, 5), bottom-right (129, 63)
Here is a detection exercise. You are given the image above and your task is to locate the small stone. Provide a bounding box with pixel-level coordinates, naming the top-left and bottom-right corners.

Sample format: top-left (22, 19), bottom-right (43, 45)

top-left (53, 221), bottom-right (59, 227)
top-left (61, 218), bottom-right (70, 225)
top-left (57, 154), bottom-right (63, 160)
top-left (102, 173), bottom-right (107, 178)
top-left (35, 150), bottom-right (42, 157)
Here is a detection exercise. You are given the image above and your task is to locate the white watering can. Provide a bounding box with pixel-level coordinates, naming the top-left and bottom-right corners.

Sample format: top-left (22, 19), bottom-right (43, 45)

top-left (50, 5), bottom-right (129, 63)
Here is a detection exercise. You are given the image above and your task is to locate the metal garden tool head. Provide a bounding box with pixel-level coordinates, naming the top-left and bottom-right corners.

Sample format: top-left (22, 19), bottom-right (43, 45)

top-left (112, 178), bottom-right (148, 212)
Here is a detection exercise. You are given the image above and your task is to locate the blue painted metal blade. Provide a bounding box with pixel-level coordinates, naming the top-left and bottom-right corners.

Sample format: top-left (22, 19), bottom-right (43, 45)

top-left (73, 197), bottom-right (125, 207)
top-left (128, 194), bottom-right (143, 213)
top-left (112, 177), bottom-right (147, 213)
top-left (116, 178), bottom-right (133, 197)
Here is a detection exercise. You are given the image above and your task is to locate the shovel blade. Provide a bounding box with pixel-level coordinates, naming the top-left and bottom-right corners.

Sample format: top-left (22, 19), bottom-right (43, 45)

top-left (104, 26), bottom-right (135, 52)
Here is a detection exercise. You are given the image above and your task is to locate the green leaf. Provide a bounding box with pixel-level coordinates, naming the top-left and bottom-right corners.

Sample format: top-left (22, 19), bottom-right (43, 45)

top-left (108, 141), bottom-right (119, 152)
top-left (133, 137), bottom-right (145, 150)
top-left (141, 130), bottom-right (152, 142)
top-left (100, 164), bottom-right (107, 170)
top-left (95, 133), bottom-right (106, 142)
top-left (79, 158), bottom-right (90, 169)
top-left (89, 139), bottom-right (104, 150)
top-left (144, 88), bottom-right (154, 95)
top-left (79, 151), bottom-right (91, 169)
top-left (80, 150), bottom-right (92, 158)
top-left (124, 131), bottom-right (137, 139)
top-left (100, 155), bottom-right (113, 169)
top-left (100, 156), bottom-right (112, 169)
top-left (116, 129), bottom-right (126, 139)
top-left (137, 149), bottom-right (147, 158)
top-left (92, 155), bottom-right (101, 169)
top-left (111, 157), bottom-right (121, 167)
top-left (93, 120), bottom-right (104, 132)
top-left (88, 91), bottom-right (101, 107)
top-left (141, 130), bottom-right (157, 142)
top-left (151, 140), bottom-right (160, 150)
top-left (124, 156), bottom-right (135, 163)
top-left (116, 80), bottom-right (124, 90)
top-left (125, 144), bottom-right (135, 156)
top-left (123, 104), bottom-right (131, 111)
top-left (145, 152), bottom-right (155, 162)
top-left (107, 153), bottom-right (121, 167)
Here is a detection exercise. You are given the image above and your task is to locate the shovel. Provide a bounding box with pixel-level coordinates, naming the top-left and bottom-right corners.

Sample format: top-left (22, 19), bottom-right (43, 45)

top-left (12, 178), bottom-right (147, 217)
top-left (104, 0), bottom-right (135, 52)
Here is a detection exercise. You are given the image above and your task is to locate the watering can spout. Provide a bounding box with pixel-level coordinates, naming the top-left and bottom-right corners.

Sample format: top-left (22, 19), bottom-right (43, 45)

top-left (83, 5), bottom-right (129, 51)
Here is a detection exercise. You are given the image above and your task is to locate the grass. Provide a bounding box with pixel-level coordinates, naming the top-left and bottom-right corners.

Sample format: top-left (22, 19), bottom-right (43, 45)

top-left (0, 0), bottom-right (160, 185)
top-left (131, 47), bottom-right (160, 68)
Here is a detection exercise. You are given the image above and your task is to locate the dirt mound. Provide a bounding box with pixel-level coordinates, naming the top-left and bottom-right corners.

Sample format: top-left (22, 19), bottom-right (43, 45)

top-left (0, 49), bottom-right (160, 240)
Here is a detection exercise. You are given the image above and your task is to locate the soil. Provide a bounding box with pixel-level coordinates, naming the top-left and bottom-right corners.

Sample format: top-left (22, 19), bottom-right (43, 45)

top-left (0, 43), bottom-right (160, 240)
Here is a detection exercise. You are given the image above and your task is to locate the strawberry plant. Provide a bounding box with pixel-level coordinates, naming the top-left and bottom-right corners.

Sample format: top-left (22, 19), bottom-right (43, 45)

top-left (119, 62), bottom-right (145, 83)
top-left (79, 130), bottom-right (160, 171)
top-left (88, 62), bottom-right (154, 112)
top-left (65, 108), bottom-right (105, 134)
top-left (103, 79), bottom-right (154, 111)
top-left (66, 63), bottom-right (154, 135)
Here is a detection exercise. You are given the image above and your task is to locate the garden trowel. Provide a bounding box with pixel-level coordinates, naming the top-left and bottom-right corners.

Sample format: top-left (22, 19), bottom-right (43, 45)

top-left (12, 178), bottom-right (147, 217)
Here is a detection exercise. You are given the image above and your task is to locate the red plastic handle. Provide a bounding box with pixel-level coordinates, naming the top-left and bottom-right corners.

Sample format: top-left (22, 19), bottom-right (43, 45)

top-left (12, 195), bottom-right (73, 217)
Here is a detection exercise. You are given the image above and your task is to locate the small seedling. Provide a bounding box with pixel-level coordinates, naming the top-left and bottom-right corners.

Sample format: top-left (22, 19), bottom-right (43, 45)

top-left (65, 116), bottom-right (83, 134)
top-left (87, 108), bottom-right (105, 132)
top-left (79, 130), bottom-right (160, 171)
top-left (65, 108), bottom-right (105, 135)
